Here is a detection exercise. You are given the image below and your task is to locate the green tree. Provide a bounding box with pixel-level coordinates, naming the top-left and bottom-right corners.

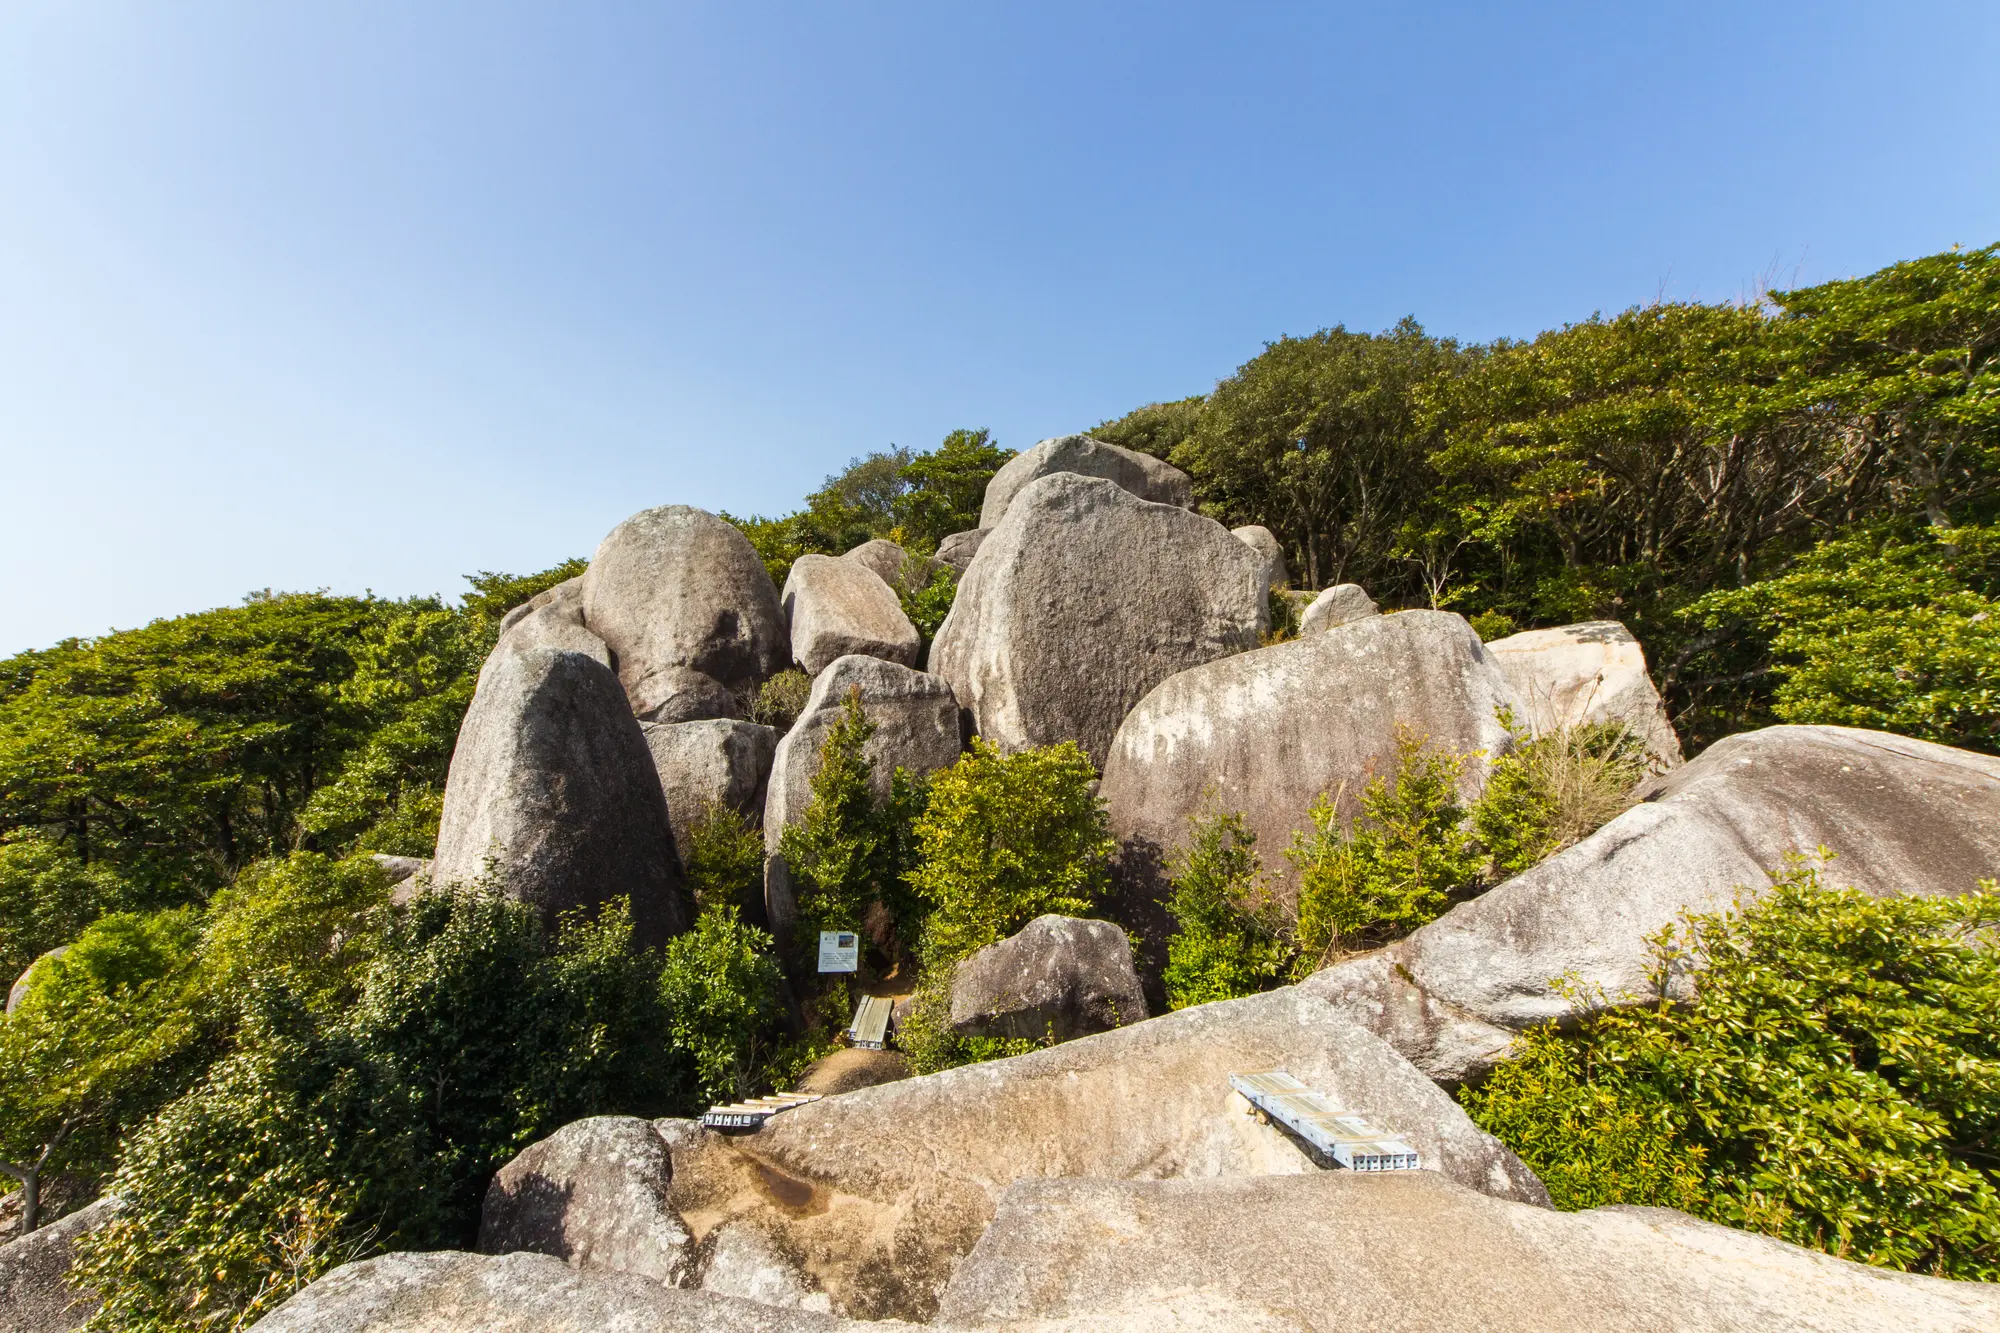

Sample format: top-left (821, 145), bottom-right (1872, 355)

top-left (892, 428), bottom-right (1013, 550)
top-left (1162, 808), bottom-right (1289, 1009)
top-left (657, 905), bottom-right (785, 1103)
top-left (1093, 396), bottom-right (1206, 461)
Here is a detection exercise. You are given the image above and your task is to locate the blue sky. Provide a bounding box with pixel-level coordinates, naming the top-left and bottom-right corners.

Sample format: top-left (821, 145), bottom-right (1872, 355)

top-left (2, 2), bottom-right (1996, 654)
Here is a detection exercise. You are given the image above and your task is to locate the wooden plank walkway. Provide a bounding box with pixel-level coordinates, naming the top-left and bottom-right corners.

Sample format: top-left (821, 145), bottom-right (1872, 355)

top-left (1229, 1070), bottom-right (1421, 1171)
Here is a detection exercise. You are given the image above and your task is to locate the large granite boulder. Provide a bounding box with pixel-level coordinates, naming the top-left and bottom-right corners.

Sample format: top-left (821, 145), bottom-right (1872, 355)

top-left (931, 473), bottom-right (1267, 769)
top-left (483, 577), bottom-right (607, 673)
top-left (1304, 724), bottom-right (2000, 1084)
top-left (642, 719), bottom-right (779, 865)
top-left (0, 1196), bottom-right (116, 1333)
top-left (1230, 525), bottom-right (1287, 590)
top-left (580, 506), bottom-right (788, 723)
top-left (432, 648), bottom-right (690, 946)
top-left (979, 434), bottom-right (1194, 529)
top-left (663, 986), bottom-right (1546, 1321)
top-left (949, 915), bottom-right (1147, 1041)
top-left (840, 538), bottom-right (941, 594)
top-left (479, 1116), bottom-right (692, 1286)
top-left (254, 1251), bottom-right (873, 1333)
top-left (1298, 582), bottom-right (1378, 635)
top-left (938, 1171), bottom-right (2000, 1333)
top-left (1101, 611), bottom-right (1520, 907)
top-left (1484, 620), bottom-right (1682, 767)
top-left (933, 528), bottom-right (987, 573)
top-left (779, 555), bottom-right (920, 676)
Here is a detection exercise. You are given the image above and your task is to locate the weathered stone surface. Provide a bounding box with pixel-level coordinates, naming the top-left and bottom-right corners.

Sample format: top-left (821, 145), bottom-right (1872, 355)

top-left (760, 659), bottom-right (959, 942)
top-left (1230, 525), bottom-right (1287, 590)
top-left (762, 657), bottom-right (961, 855)
top-left (0, 1196), bottom-right (116, 1333)
top-left (949, 915), bottom-right (1147, 1042)
top-left (581, 506), bottom-right (788, 723)
top-left (1485, 620), bottom-right (1682, 767)
top-left (932, 528), bottom-right (987, 574)
top-left (699, 1223), bottom-right (831, 1313)
top-left (1304, 724), bottom-right (2000, 1083)
top-left (664, 986), bottom-right (1545, 1321)
top-left (1298, 582), bottom-right (1378, 634)
top-left (643, 720), bottom-right (779, 866)
top-left (7, 946), bottom-right (65, 1016)
top-left (780, 556), bottom-right (920, 676)
top-left (432, 648), bottom-right (690, 946)
top-left (938, 1171), bottom-right (2000, 1333)
top-left (840, 539), bottom-right (941, 595)
top-left (931, 474), bottom-right (1267, 769)
top-left (480, 1116), bottom-right (693, 1286)
top-left (791, 1047), bottom-right (911, 1096)
top-left (254, 1250), bottom-right (893, 1333)
top-left (480, 578), bottom-right (609, 689)
top-left (1101, 611), bottom-right (1520, 907)
top-left (368, 854), bottom-right (428, 885)
top-left (980, 435), bottom-right (1194, 529)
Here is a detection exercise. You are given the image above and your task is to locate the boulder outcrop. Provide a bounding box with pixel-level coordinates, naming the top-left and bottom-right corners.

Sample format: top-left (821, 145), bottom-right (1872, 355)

top-left (780, 555), bottom-right (920, 676)
top-left (581, 506), bottom-right (788, 722)
top-left (937, 1171), bottom-right (2000, 1333)
top-left (479, 1116), bottom-right (692, 1286)
top-left (432, 648), bottom-right (690, 946)
top-left (1230, 525), bottom-right (1287, 590)
top-left (1298, 582), bottom-right (1378, 634)
top-left (1303, 724), bottom-right (2000, 1083)
top-left (663, 986), bottom-right (1545, 1320)
top-left (1484, 620), bottom-right (1682, 767)
top-left (0, 1196), bottom-right (116, 1333)
top-left (840, 539), bottom-right (941, 594)
top-left (643, 719), bottom-right (779, 865)
top-left (1101, 611), bottom-right (1519, 907)
top-left (933, 528), bottom-right (987, 573)
top-left (979, 434), bottom-right (1194, 529)
top-left (948, 915), bottom-right (1147, 1041)
top-left (480, 577), bottom-right (609, 687)
top-left (931, 473), bottom-right (1267, 769)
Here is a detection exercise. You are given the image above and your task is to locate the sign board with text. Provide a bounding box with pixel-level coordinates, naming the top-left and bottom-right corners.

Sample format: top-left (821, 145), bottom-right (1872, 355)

top-left (818, 930), bottom-right (860, 973)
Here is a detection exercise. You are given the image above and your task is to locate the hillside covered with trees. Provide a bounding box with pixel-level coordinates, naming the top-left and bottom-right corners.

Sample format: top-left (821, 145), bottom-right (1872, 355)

top-left (2, 241), bottom-right (1997, 1326)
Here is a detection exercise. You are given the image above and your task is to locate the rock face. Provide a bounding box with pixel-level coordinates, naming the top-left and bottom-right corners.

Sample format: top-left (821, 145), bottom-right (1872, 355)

top-left (1484, 620), bottom-right (1682, 767)
top-left (949, 915), bottom-right (1147, 1041)
top-left (643, 719), bottom-right (779, 866)
top-left (1101, 611), bottom-right (1520, 906)
top-left (1298, 582), bottom-right (1378, 634)
top-left (762, 656), bottom-right (962, 852)
top-left (931, 474), bottom-right (1268, 769)
top-left (664, 986), bottom-right (1546, 1321)
top-left (432, 648), bottom-right (690, 946)
top-left (253, 1250), bottom-right (871, 1333)
top-left (1304, 724), bottom-right (2000, 1084)
top-left (6, 946), bottom-right (65, 1016)
top-left (479, 1116), bottom-right (693, 1287)
top-left (0, 1196), bottom-right (117, 1333)
top-left (979, 434), bottom-right (1194, 529)
top-left (480, 578), bottom-right (609, 687)
top-left (840, 538), bottom-right (940, 594)
top-left (933, 528), bottom-right (987, 573)
top-left (937, 1171), bottom-right (2000, 1333)
top-left (698, 1223), bottom-right (832, 1313)
top-left (581, 506), bottom-right (788, 723)
top-left (779, 555), bottom-right (921, 676)
top-left (1230, 525), bottom-right (1287, 590)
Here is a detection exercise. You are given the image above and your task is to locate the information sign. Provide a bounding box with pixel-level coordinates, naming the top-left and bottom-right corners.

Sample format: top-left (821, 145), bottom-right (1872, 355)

top-left (817, 930), bottom-right (859, 973)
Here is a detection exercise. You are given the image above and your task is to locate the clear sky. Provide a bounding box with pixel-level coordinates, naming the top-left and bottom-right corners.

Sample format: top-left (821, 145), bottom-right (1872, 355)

top-left (2, 2), bottom-right (1996, 655)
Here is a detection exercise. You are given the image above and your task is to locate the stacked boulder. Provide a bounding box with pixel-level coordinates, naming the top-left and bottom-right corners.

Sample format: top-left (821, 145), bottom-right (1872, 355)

top-left (1483, 620), bottom-right (1682, 767)
top-left (978, 433), bottom-right (1193, 528)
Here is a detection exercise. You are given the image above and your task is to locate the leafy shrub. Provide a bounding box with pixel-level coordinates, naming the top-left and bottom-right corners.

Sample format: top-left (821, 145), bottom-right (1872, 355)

top-left (1466, 609), bottom-right (1517, 641)
top-left (1472, 722), bottom-right (1648, 879)
top-left (657, 904), bottom-right (785, 1103)
top-left (898, 563), bottom-right (958, 647)
top-left (198, 854), bottom-right (390, 1015)
top-left (1460, 860), bottom-right (2000, 1278)
top-left (1286, 729), bottom-right (1480, 968)
top-left (750, 669), bottom-right (813, 730)
top-left (1162, 808), bottom-right (1289, 1009)
top-left (893, 980), bottom-right (1037, 1076)
top-left (1260, 589), bottom-right (1301, 645)
top-left (679, 802), bottom-right (767, 916)
top-left (907, 740), bottom-right (1113, 970)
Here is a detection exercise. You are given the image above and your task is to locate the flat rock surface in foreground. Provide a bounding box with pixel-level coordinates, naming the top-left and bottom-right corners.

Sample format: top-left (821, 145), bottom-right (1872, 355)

top-left (665, 987), bottom-right (1544, 1321)
top-left (937, 1171), bottom-right (2000, 1333)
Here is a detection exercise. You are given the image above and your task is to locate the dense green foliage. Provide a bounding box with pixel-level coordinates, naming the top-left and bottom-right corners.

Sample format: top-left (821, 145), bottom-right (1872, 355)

top-left (1160, 809), bottom-right (1288, 1010)
top-left (1471, 721), bottom-right (1650, 878)
top-left (1461, 863), bottom-right (2000, 1279)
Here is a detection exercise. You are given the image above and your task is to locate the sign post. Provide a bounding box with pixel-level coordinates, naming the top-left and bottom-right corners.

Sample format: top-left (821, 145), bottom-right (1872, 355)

top-left (817, 930), bottom-right (859, 973)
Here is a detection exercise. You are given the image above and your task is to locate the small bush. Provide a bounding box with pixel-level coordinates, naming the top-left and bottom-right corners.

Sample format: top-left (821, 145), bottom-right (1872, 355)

top-left (1472, 722), bottom-right (1648, 879)
top-left (1261, 589), bottom-right (1301, 645)
top-left (1467, 609), bottom-right (1518, 641)
top-left (750, 669), bottom-right (813, 730)
top-left (1460, 860), bottom-right (2000, 1278)
top-left (657, 904), bottom-right (785, 1104)
top-left (1162, 808), bottom-right (1289, 1009)
top-left (899, 562), bottom-right (958, 646)
top-left (680, 803), bottom-right (767, 916)
top-left (1287, 728), bottom-right (1480, 968)
top-left (894, 977), bottom-right (1037, 1075)
top-left (906, 740), bottom-right (1113, 970)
